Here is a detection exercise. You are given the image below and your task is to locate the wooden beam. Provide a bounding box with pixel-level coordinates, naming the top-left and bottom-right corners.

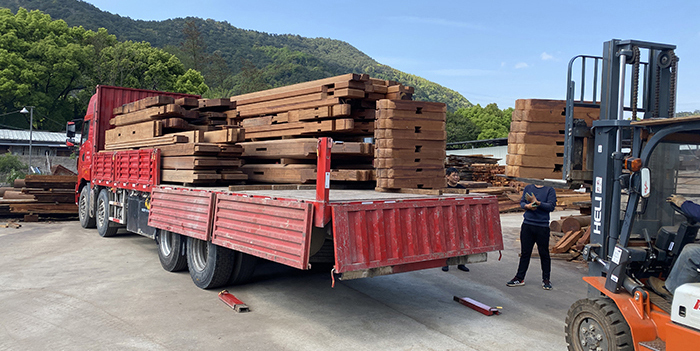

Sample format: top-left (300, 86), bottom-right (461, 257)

top-left (376, 99), bottom-right (446, 113)
top-left (113, 96), bottom-right (174, 115)
top-left (105, 120), bottom-right (163, 145)
top-left (162, 156), bottom-right (243, 170)
top-left (104, 135), bottom-right (188, 150)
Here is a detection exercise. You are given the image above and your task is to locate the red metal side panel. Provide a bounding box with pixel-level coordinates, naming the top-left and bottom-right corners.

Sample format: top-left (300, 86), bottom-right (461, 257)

top-left (114, 149), bottom-right (160, 185)
top-left (92, 152), bottom-right (114, 182)
top-left (332, 196), bottom-right (503, 273)
top-left (148, 187), bottom-right (214, 240)
top-left (211, 194), bottom-right (313, 270)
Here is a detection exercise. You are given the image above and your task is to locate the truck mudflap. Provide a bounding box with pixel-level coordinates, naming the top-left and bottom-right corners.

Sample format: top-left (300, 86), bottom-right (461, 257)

top-left (331, 196), bottom-right (503, 278)
top-left (211, 194), bottom-right (314, 270)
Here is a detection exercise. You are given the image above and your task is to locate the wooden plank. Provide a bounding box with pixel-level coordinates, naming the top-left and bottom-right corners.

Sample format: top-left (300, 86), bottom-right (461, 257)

top-left (376, 167), bottom-right (444, 179)
top-left (198, 98), bottom-right (234, 111)
top-left (376, 119), bottom-right (445, 131)
top-left (237, 97), bottom-right (342, 118)
top-left (113, 96), bottom-right (174, 115)
top-left (375, 109), bottom-right (445, 121)
top-left (631, 114), bottom-right (700, 126)
top-left (169, 130), bottom-right (204, 143)
top-left (552, 230), bottom-right (584, 254)
top-left (507, 132), bottom-right (564, 145)
top-left (375, 187), bottom-right (444, 195)
top-left (506, 154), bottom-right (562, 168)
top-left (240, 139), bottom-right (372, 159)
top-left (376, 177), bottom-right (445, 189)
top-left (155, 143), bottom-right (221, 156)
top-left (238, 92), bottom-right (326, 111)
top-left (509, 121), bottom-right (564, 133)
top-left (202, 128), bottom-right (245, 143)
top-left (244, 118), bottom-right (354, 139)
top-left (375, 129), bottom-right (446, 141)
top-left (174, 97), bottom-right (199, 108)
top-left (331, 88), bottom-right (365, 99)
top-left (110, 104), bottom-right (195, 126)
top-left (241, 164), bottom-right (317, 183)
top-left (507, 144), bottom-right (564, 157)
top-left (229, 73), bottom-right (360, 103)
top-left (376, 99), bottom-right (446, 113)
top-left (330, 169), bottom-right (375, 181)
top-left (375, 139), bottom-right (446, 150)
top-left (24, 175), bottom-right (77, 189)
top-left (236, 86), bottom-right (327, 106)
top-left (241, 116), bottom-right (273, 128)
top-left (104, 135), bottom-right (188, 151)
top-left (161, 170), bottom-right (221, 183)
top-left (161, 118), bottom-right (193, 130)
top-left (515, 99), bottom-right (566, 110)
top-left (295, 104), bottom-right (352, 122)
top-left (511, 108), bottom-right (598, 124)
top-left (9, 203), bottom-right (78, 214)
top-left (162, 156), bottom-right (243, 170)
top-left (3, 191), bottom-right (35, 200)
top-left (105, 120), bottom-right (162, 145)
top-left (374, 158), bottom-right (445, 168)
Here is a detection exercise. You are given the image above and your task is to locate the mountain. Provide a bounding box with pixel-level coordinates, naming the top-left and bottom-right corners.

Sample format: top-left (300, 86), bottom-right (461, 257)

top-left (0, 0), bottom-right (472, 111)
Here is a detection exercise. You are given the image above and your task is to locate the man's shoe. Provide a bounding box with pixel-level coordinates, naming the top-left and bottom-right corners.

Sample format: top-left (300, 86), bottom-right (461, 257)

top-left (442, 266), bottom-right (449, 272)
top-left (457, 264), bottom-right (470, 272)
top-left (543, 280), bottom-right (552, 290)
top-left (648, 277), bottom-right (672, 299)
top-left (507, 277), bottom-right (525, 287)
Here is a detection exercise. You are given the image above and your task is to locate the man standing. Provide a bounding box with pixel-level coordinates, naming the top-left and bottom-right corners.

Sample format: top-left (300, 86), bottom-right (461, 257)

top-left (442, 167), bottom-right (469, 272)
top-left (507, 183), bottom-right (557, 290)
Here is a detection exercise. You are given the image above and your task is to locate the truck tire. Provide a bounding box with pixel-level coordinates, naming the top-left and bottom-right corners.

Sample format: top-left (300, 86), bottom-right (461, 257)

top-left (186, 237), bottom-right (234, 289)
top-left (79, 186), bottom-right (96, 228)
top-left (96, 189), bottom-right (118, 237)
top-left (565, 297), bottom-right (633, 351)
top-left (228, 251), bottom-right (257, 285)
top-left (158, 230), bottom-right (188, 272)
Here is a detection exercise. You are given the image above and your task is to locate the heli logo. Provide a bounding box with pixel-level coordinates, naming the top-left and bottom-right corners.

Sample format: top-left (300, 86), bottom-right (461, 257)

top-left (593, 196), bottom-right (603, 235)
top-left (694, 299), bottom-right (700, 310)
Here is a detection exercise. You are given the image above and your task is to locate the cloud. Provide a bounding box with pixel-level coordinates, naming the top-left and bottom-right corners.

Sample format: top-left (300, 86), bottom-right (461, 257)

top-left (429, 68), bottom-right (496, 77)
top-left (514, 62), bottom-right (529, 69)
top-left (541, 52), bottom-right (554, 61)
top-left (388, 16), bottom-right (484, 30)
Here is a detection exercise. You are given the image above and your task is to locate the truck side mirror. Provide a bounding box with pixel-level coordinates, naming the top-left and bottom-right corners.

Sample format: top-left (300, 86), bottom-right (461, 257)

top-left (66, 122), bottom-right (76, 138)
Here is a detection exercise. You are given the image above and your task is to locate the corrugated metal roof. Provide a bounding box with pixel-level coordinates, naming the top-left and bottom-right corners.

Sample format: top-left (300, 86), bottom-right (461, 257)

top-left (0, 129), bottom-right (80, 143)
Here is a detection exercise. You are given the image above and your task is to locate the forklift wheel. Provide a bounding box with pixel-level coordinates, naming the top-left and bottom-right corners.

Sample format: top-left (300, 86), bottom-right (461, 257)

top-left (565, 297), bottom-right (633, 351)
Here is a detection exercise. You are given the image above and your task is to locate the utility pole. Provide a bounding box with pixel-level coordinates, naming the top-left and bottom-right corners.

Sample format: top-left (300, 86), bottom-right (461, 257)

top-left (20, 106), bottom-right (34, 173)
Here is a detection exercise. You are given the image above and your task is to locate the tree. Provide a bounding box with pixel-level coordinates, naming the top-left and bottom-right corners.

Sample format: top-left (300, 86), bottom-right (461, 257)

top-left (230, 58), bottom-right (270, 95)
top-left (447, 103), bottom-right (513, 142)
top-left (0, 152), bottom-right (26, 183)
top-left (175, 69), bottom-right (209, 95)
top-left (180, 20), bottom-right (207, 73)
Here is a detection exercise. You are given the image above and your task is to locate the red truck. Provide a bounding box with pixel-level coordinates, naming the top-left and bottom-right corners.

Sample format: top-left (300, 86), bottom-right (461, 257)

top-left (68, 85), bottom-right (504, 289)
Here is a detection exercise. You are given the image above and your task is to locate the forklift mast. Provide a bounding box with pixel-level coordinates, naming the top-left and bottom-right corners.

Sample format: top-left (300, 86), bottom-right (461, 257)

top-left (564, 39), bottom-right (680, 279)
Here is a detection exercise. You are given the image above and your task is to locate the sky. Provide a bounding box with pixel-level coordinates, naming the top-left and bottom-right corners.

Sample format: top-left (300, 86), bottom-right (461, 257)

top-left (82, 0), bottom-right (700, 112)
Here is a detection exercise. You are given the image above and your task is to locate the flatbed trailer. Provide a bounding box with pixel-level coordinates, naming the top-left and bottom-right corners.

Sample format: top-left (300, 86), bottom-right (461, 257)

top-left (76, 85), bottom-right (504, 289)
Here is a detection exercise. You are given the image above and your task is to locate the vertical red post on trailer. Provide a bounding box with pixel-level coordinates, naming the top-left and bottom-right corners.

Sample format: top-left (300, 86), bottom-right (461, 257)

top-left (314, 137), bottom-right (332, 227)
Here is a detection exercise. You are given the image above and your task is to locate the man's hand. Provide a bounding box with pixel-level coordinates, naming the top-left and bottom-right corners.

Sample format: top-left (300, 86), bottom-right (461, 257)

top-left (667, 194), bottom-right (687, 207)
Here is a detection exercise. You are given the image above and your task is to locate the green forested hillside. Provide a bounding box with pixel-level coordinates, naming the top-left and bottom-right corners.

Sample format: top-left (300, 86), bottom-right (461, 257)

top-left (0, 0), bottom-right (471, 112)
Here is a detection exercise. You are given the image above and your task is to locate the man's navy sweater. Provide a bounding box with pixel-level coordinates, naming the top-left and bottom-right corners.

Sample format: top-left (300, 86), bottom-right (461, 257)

top-left (520, 184), bottom-right (557, 228)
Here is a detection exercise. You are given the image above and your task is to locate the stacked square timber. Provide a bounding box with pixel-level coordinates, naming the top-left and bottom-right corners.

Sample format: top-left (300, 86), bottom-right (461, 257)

top-left (239, 138), bottom-right (374, 183)
top-left (230, 73), bottom-right (413, 141)
top-left (505, 99), bottom-right (599, 179)
top-left (1, 175), bottom-right (78, 216)
top-left (106, 96), bottom-right (245, 184)
top-left (374, 100), bottom-right (447, 190)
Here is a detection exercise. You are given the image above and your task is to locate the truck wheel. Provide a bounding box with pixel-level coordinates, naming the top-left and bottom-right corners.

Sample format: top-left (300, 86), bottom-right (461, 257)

top-left (228, 251), bottom-right (257, 285)
top-left (79, 186), bottom-right (96, 228)
top-left (158, 230), bottom-right (188, 272)
top-left (96, 189), bottom-right (118, 237)
top-left (186, 237), bottom-right (234, 289)
top-left (565, 297), bottom-right (633, 351)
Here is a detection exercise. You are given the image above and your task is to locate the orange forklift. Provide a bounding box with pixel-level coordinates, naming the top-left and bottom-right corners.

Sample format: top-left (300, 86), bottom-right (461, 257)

top-left (561, 39), bottom-right (700, 350)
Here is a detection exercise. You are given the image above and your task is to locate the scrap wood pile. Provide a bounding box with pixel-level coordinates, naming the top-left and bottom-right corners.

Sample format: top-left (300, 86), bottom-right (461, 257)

top-left (108, 73), bottom-right (449, 190)
top-left (0, 175), bottom-right (78, 218)
top-left (549, 214), bottom-right (592, 260)
top-left (106, 96), bottom-right (246, 184)
top-left (446, 155), bottom-right (508, 186)
top-left (469, 187), bottom-right (521, 213)
top-left (505, 99), bottom-right (599, 180)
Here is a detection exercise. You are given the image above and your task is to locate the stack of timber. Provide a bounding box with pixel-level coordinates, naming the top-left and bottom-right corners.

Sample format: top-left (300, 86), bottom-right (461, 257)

top-left (374, 100), bottom-right (447, 190)
top-left (445, 155), bottom-right (508, 186)
top-left (239, 138), bottom-right (374, 183)
top-left (229, 73), bottom-right (413, 141)
top-left (505, 99), bottom-right (599, 179)
top-left (107, 96), bottom-right (246, 184)
top-left (0, 175), bottom-right (77, 217)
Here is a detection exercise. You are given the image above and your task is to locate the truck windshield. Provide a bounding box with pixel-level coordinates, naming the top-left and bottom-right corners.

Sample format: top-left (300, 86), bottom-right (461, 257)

top-left (80, 120), bottom-right (90, 145)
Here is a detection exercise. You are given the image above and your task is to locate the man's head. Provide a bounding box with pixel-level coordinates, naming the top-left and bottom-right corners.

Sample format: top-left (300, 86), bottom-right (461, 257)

top-left (446, 167), bottom-right (460, 186)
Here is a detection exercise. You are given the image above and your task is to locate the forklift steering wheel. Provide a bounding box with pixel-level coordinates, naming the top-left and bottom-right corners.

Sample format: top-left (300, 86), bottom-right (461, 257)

top-left (670, 202), bottom-right (697, 225)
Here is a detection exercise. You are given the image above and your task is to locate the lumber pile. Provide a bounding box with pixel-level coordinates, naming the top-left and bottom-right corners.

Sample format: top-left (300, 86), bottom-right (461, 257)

top-left (0, 175), bottom-right (77, 217)
top-left (374, 100), bottom-right (446, 190)
top-left (550, 215), bottom-right (591, 256)
top-left (107, 95), bottom-right (246, 184)
top-left (445, 155), bottom-right (508, 186)
top-left (505, 99), bottom-right (599, 179)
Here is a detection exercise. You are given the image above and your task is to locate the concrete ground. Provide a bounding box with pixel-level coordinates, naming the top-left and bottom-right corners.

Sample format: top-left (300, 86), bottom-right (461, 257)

top-left (0, 210), bottom-right (588, 351)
